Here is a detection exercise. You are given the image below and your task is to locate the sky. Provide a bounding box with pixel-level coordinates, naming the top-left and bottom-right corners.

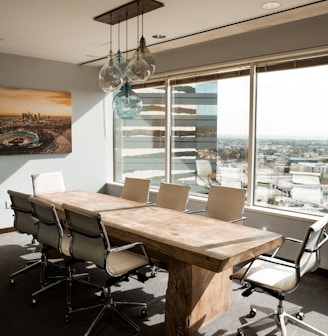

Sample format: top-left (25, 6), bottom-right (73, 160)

top-left (217, 64), bottom-right (328, 138)
top-left (0, 87), bottom-right (71, 117)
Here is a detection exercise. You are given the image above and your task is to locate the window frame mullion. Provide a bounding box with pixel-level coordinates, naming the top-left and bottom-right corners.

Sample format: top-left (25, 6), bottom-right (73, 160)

top-left (165, 77), bottom-right (171, 183)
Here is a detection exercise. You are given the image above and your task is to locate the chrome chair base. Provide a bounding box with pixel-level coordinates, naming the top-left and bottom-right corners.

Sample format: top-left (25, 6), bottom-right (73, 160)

top-left (237, 300), bottom-right (327, 336)
top-left (10, 259), bottom-right (41, 285)
top-left (31, 253), bottom-right (90, 305)
top-left (65, 287), bottom-right (148, 336)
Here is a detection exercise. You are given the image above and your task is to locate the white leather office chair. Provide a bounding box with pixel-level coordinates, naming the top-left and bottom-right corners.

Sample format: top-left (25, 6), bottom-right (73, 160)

top-left (196, 160), bottom-right (214, 188)
top-left (29, 197), bottom-right (89, 305)
top-left (31, 171), bottom-right (66, 195)
top-left (155, 182), bottom-right (190, 212)
top-left (62, 203), bottom-right (152, 336)
top-left (121, 177), bottom-right (151, 203)
top-left (231, 215), bottom-right (328, 336)
top-left (205, 185), bottom-right (246, 224)
top-left (8, 190), bottom-right (40, 285)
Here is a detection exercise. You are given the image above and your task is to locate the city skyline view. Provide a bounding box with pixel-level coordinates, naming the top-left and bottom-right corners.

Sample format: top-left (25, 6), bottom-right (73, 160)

top-left (0, 87), bottom-right (71, 117)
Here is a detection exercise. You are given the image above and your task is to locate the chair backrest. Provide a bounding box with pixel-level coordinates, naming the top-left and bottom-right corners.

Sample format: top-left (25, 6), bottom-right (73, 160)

top-left (121, 177), bottom-right (151, 203)
top-left (156, 182), bottom-right (190, 211)
top-left (7, 190), bottom-right (38, 236)
top-left (205, 185), bottom-right (246, 224)
top-left (29, 196), bottom-right (63, 252)
top-left (196, 160), bottom-right (213, 187)
top-left (31, 172), bottom-right (66, 195)
top-left (63, 204), bottom-right (108, 269)
top-left (297, 215), bottom-right (328, 277)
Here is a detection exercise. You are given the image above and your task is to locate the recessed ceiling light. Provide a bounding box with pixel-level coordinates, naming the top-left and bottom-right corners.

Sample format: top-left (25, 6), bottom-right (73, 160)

top-left (261, 2), bottom-right (281, 10)
top-left (152, 34), bottom-right (166, 39)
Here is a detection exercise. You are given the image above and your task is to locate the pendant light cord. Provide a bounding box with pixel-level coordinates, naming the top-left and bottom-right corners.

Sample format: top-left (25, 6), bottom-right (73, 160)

top-left (118, 21), bottom-right (120, 51)
top-left (109, 13), bottom-right (113, 53)
top-left (137, 0), bottom-right (140, 47)
top-left (142, 11), bottom-right (144, 37)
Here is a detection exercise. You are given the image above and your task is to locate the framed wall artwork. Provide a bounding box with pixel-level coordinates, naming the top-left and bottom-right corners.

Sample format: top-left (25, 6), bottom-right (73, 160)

top-left (0, 87), bottom-right (72, 155)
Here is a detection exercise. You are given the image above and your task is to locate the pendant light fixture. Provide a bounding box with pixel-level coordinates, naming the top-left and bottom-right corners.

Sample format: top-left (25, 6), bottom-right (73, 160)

top-left (126, 5), bottom-right (151, 83)
top-left (112, 11), bottom-right (142, 119)
top-left (113, 81), bottom-right (143, 119)
top-left (137, 12), bottom-right (156, 77)
top-left (98, 14), bottom-right (123, 93)
top-left (95, 0), bottom-right (164, 118)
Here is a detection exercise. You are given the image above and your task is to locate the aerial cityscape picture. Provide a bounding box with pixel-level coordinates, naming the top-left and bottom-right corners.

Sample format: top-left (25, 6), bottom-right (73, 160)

top-left (0, 87), bottom-right (71, 155)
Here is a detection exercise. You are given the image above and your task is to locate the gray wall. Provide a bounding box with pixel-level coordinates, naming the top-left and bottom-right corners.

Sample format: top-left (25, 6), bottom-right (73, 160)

top-left (154, 14), bottom-right (328, 74)
top-left (0, 53), bottom-right (110, 228)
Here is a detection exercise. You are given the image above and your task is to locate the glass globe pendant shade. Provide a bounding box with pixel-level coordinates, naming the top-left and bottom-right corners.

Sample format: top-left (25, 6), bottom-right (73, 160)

top-left (112, 82), bottom-right (142, 120)
top-left (126, 49), bottom-right (151, 83)
top-left (98, 52), bottom-right (123, 93)
top-left (113, 50), bottom-right (127, 79)
top-left (139, 36), bottom-right (155, 77)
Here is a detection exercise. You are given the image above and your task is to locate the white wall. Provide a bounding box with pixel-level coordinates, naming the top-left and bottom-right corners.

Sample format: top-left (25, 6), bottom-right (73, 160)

top-left (0, 53), bottom-right (111, 229)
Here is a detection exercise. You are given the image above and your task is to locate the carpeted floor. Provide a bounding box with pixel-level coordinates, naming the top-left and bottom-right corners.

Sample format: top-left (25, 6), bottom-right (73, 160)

top-left (0, 231), bottom-right (327, 336)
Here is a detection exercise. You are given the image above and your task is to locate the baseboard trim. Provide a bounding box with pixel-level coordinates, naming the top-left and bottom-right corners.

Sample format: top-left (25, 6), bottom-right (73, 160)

top-left (0, 227), bottom-right (14, 234)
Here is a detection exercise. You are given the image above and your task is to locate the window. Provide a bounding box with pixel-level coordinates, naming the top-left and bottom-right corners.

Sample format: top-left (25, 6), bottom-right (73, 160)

top-left (113, 53), bottom-right (328, 217)
top-left (170, 76), bottom-right (249, 195)
top-left (255, 62), bottom-right (328, 216)
top-left (113, 85), bottom-right (166, 183)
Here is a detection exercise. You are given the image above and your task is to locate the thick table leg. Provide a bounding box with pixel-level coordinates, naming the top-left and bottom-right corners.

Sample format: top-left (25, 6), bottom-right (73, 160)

top-left (165, 258), bottom-right (232, 336)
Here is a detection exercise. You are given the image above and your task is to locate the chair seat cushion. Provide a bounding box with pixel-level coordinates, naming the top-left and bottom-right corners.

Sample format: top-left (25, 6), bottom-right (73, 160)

top-left (106, 250), bottom-right (149, 277)
top-left (233, 258), bottom-right (298, 292)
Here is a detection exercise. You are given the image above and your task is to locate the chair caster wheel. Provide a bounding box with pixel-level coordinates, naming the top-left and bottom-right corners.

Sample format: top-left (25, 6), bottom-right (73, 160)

top-left (9, 278), bottom-right (15, 286)
top-left (31, 298), bottom-right (37, 305)
top-left (64, 314), bottom-right (71, 323)
top-left (296, 312), bottom-right (305, 320)
top-left (140, 307), bottom-right (148, 317)
top-left (237, 331), bottom-right (246, 336)
top-left (249, 307), bottom-right (256, 317)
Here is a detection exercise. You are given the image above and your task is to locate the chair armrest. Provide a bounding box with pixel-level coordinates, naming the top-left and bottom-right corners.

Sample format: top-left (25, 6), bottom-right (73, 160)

top-left (109, 242), bottom-right (151, 263)
top-left (109, 241), bottom-right (143, 254)
top-left (285, 236), bottom-right (303, 244)
top-left (235, 254), bottom-right (296, 282)
top-left (257, 255), bottom-right (296, 269)
top-left (186, 209), bottom-right (205, 214)
top-left (270, 235), bottom-right (303, 257)
top-left (230, 216), bottom-right (247, 224)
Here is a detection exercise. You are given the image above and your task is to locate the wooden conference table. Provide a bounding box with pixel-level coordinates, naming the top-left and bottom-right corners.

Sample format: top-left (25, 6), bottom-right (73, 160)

top-left (37, 190), bottom-right (284, 336)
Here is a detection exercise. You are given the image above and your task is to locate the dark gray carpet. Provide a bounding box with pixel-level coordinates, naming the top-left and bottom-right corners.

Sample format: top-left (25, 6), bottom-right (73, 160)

top-left (1, 231), bottom-right (327, 336)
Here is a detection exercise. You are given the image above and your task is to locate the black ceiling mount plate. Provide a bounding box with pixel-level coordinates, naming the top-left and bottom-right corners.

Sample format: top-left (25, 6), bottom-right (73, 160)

top-left (94, 0), bottom-right (164, 25)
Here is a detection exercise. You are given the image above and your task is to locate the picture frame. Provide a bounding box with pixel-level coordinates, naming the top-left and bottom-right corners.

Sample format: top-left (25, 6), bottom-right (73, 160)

top-left (0, 87), bottom-right (72, 155)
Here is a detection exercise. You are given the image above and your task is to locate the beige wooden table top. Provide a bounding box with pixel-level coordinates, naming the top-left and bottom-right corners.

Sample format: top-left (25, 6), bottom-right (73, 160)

top-left (100, 206), bottom-right (284, 273)
top-left (36, 190), bottom-right (147, 212)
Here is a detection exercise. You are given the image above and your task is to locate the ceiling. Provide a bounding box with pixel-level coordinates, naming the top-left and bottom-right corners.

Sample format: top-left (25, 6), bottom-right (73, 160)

top-left (0, 0), bottom-right (327, 67)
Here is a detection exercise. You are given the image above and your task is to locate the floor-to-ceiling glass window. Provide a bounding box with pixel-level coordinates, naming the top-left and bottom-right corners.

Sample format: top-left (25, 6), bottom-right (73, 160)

top-left (113, 85), bottom-right (166, 184)
top-left (255, 61), bottom-right (328, 216)
top-left (113, 53), bottom-right (328, 216)
top-left (170, 72), bottom-right (249, 195)
top-left (170, 81), bottom-right (218, 194)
